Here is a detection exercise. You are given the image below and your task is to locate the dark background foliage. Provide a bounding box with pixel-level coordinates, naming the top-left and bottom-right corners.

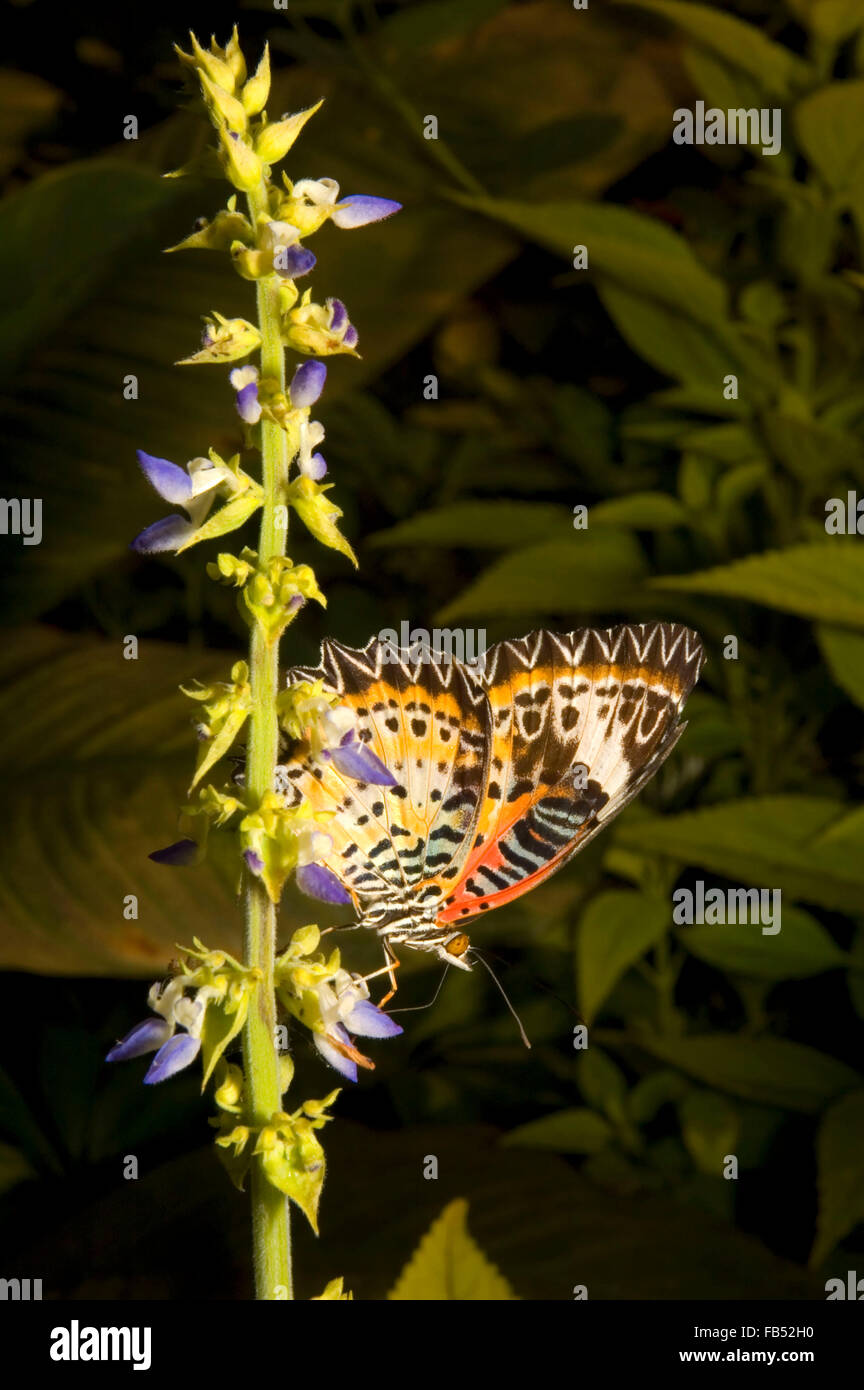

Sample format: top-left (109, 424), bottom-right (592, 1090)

top-left (1, 0), bottom-right (863, 1299)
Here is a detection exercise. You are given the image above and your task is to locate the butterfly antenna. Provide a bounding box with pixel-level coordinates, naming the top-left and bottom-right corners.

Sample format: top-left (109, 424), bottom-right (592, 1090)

top-left (471, 950), bottom-right (532, 1049)
top-left (481, 944), bottom-right (581, 1023)
top-left (389, 966), bottom-right (449, 1014)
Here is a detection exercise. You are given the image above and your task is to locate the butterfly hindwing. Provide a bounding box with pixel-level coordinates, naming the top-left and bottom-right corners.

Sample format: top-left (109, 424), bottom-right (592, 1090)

top-left (438, 622), bottom-right (704, 924)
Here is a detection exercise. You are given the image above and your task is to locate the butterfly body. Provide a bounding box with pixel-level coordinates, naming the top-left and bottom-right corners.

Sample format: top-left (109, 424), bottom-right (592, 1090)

top-left (279, 622), bottom-right (704, 974)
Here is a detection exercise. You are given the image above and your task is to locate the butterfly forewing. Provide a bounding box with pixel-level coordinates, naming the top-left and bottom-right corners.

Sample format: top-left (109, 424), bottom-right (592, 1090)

top-left (282, 639), bottom-right (488, 901)
top-left (438, 622), bottom-right (704, 923)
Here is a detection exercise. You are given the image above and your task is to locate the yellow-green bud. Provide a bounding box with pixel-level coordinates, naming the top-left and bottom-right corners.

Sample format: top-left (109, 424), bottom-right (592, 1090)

top-left (254, 101), bottom-right (323, 165)
top-left (200, 72), bottom-right (248, 133)
top-left (218, 128), bottom-right (263, 192)
top-left (224, 26), bottom-right (247, 87)
top-left (231, 241), bottom-right (272, 281)
top-left (241, 44), bottom-right (271, 116)
top-left (186, 30), bottom-right (233, 91)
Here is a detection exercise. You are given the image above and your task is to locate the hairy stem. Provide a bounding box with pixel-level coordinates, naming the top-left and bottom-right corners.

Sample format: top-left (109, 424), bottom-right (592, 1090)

top-left (241, 180), bottom-right (293, 1301)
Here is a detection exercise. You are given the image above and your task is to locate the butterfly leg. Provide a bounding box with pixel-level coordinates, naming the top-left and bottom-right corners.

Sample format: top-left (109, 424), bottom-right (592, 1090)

top-left (349, 943), bottom-right (401, 1008)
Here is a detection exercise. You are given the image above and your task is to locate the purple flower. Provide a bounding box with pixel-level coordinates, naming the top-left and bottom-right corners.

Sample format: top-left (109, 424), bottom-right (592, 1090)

top-left (313, 972), bottom-right (403, 1082)
top-left (302, 451), bottom-right (327, 481)
top-left (275, 243), bottom-right (316, 278)
top-left (132, 451), bottom-right (233, 554)
top-left (106, 977), bottom-right (205, 1086)
top-left (230, 366), bottom-right (262, 425)
top-left (144, 1033), bottom-right (202, 1085)
top-left (149, 838), bottom-right (199, 866)
top-left (330, 195), bottom-right (402, 229)
top-left (290, 360), bottom-right (327, 408)
top-left (296, 861), bottom-right (351, 905)
top-left (137, 452), bottom-right (194, 504)
top-left (324, 729), bottom-right (396, 786)
top-left (106, 1017), bottom-right (172, 1062)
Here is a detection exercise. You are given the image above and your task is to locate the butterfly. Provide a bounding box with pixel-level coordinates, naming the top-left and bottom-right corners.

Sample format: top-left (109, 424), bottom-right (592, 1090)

top-left (278, 621), bottom-right (704, 998)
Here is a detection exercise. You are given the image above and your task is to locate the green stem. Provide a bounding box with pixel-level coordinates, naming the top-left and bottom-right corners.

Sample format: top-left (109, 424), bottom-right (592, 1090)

top-left (241, 179), bottom-right (293, 1301)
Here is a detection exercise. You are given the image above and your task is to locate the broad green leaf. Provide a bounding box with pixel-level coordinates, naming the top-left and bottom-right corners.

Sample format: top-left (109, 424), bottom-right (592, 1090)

top-left (590, 492), bottom-right (688, 530)
top-left (580, 1047), bottom-right (631, 1130)
top-left (628, 1069), bottom-right (691, 1124)
top-left (761, 411), bottom-right (864, 484)
top-left (679, 905), bottom-right (848, 980)
top-left (502, 1108), bottom-right (614, 1154)
top-left (678, 1089), bottom-right (740, 1176)
top-left (811, 1089), bottom-right (864, 1266)
top-left (616, 797), bottom-right (864, 914)
top-left (818, 622), bottom-right (864, 708)
top-left (629, 1032), bottom-right (860, 1112)
top-left (0, 1141), bottom-right (35, 1197)
top-left (787, 0), bottom-right (864, 43)
top-left (0, 159), bottom-right (184, 379)
top-left (0, 69), bottom-right (62, 180)
top-left (0, 626), bottom-right (238, 974)
top-left (652, 544), bottom-right (864, 629)
top-left (369, 501), bottom-right (572, 550)
top-left (578, 890), bottom-right (669, 1022)
top-left (681, 43), bottom-right (765, 120)
top-left (388, 1199), bottom-right (519, 1300)
top-left (795, 81), bottom-right (864, 193)
top-left (452, 194), bottom-right (729, 325)
top-left (380, 0), bottom-right (508, 47)
top-left (599, 281), bottom-right (746, 387)
top-left (619, 0), bottom-right (811, 96)
top-left (437, 532), bottom-right (647, 621)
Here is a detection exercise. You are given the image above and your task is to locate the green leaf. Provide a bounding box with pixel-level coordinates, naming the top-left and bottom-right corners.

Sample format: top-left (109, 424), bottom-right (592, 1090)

top-left (678, 1089), bottom-right (740, 1176)
top-left (628, 1069), bottom-right (691, 1123)
top-left (679, 905), bottom-right (848, 980)
top-left (761, 412), bottom-right (864, 485)
top-left (380, 0), bottom-right (508, 47)
top-left (811, 1089), bottom-right (864, 1266)
top-left (388, 1199), bottom-right (519, 1300)
top-left (0, 1141), bottom-right (36, 1197)
top-left (578, 890), bottom-right (669, 1022)
top-left (817, 623), bottom-right (864, 708)
top-left (580, 1047), bottom-right (630, 1128)
top-left (601, 281), bottom-right (744, 387)
top-left (652, 544), bottom-right (864, 629)
top-left (590, 492), bottom-right (689, 530)
top-left (452, 194), bottom-right (729, 325)
top-left (0, 159), bottom-right (184, 379)
top-left (619, 0), bottom-right (810, 96)
top-left (502, 1108), bottom-right (614, 1154)
top-left (795, 81), bottom-right (864, 194)
top-left (369, 501), bottom-right (572, 550)
top-left (437, 532), bottom-right (646, 621)
top-left (629, 1032), bottom-right (861, 1112)
top-left (616, 797), bottom-right (864, 914)
top-left (0, 626), bottom-right (238, 974)
top-left (787, 0), bottom-right (864, 44)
